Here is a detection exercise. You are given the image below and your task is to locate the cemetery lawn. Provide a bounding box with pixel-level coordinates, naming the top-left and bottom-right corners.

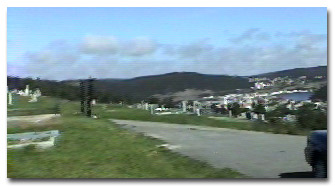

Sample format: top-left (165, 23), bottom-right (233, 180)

top-left (7, 94), bottom-right (63, 116)
top-left (96, 105), bottom-right (308, 135)
top-left (7, 101), bottom-right (245, 178)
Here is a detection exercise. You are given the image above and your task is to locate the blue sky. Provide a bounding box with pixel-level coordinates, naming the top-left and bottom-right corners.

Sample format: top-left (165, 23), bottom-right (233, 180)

top-left (7, 7), bottom-right (327, 80)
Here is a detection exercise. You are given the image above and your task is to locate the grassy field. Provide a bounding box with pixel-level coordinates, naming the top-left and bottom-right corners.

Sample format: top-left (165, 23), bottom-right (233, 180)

top-left (95, 104), bottom-right (309, 135)
top-left (7, 94), bottom-right (63, 116)
top-left (7, 97), bottom-right (246, 178)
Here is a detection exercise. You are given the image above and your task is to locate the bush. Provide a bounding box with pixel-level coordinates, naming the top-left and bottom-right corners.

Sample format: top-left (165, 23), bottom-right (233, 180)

top-left (296, 104), bottom-right (327, 130)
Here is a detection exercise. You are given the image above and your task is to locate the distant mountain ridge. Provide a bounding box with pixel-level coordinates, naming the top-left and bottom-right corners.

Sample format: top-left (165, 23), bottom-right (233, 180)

top-left (8, 66), bottom-right (327, 103)
top-left (253, 66), bottom-right (327, 79)
top-left (92, 72), bottom-right (251, 101)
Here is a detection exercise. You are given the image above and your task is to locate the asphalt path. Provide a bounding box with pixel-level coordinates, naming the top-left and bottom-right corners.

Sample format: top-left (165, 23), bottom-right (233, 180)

top-left (111, 119), bottom-right (312, 178)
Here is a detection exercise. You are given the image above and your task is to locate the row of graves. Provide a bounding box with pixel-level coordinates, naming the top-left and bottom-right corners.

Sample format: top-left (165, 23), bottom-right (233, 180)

top-left (7, 85), bottom-right (62, 150)
top-left (134, 99), bottom-right (268, 121)
top-left (132, 91), bottom-right (327, 123)
top-left (132, 100), bottom-right (206, 116)
top-left (7, 85), bottom-right (42, 105)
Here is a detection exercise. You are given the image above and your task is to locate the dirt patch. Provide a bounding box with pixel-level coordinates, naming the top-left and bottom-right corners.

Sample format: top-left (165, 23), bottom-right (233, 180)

top-left (7, 114), bottom-right (61, 128)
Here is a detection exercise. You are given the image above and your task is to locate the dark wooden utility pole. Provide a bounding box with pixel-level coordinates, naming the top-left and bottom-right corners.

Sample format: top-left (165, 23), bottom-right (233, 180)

top-left (79, 77), bottom-right (95, 117)
top-left (86, 78), bottom-right (95, 117)
top-left (80, 80), bottom-right (86, 114)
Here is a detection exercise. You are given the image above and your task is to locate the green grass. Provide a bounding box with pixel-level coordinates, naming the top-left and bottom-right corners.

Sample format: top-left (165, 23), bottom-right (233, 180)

top-left (7, 101), bottom-right (246, 178)
top-left (7, 95), bottom-right (62, 116)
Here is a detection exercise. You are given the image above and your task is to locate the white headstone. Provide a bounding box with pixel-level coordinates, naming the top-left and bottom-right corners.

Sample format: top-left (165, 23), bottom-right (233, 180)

top-left (150, 104), bottom-right (154, 114)
top-left (193, 101), bottom-right (201, 113)
top-left (8, 92), bottom-right (13, 105)
top-left (35, 88), bottom-right (42, 97)
top-left (253, 113), bottom-right (258, 119)
top-left (28, 94), bottom-right (38, 102)
top-left (229, 110), bottom-right (232, 117)
top-left (261, 114), bottom-right (265, 121)
top-left (182, 101), bottom-right (187, 112)
top-left (25, 85), bottom-right (29, 96)
top-left (145, 103), bottom-right (149, 110)
top-left (196, 108), bottom-right (201, 116)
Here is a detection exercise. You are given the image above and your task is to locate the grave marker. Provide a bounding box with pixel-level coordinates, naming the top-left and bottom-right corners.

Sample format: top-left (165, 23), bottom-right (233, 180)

top-left (196, 108), bottom-right (201, 116)
top-left (182, 101), bottom-right (187, 112)
top-left (24, 85), bottom-right (29, 96)
top-left (28, 94), bottom-right (38, 102)
top-left (8, 92), bottom-right (13, 105)
top-left (229, 110), bottom-right (232, 117)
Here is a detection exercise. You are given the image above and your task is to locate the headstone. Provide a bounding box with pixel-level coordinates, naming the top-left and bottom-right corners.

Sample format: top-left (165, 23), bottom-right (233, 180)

top-left (253, 113), bottom-right (258, 120)
top-left (196, 108), bottom-right (201, 116)
top-left (91, 99), bottom-right (96, 105)
top-left (34, 88), bottom-right (42, 97)
top-left (24, 85), bottom-right (29, 96)
top-left (150, 104), bottom-right (154, 114)
top-left (140, 101), bottom-right (144, 109)
top-left (193, 101), bottom-right (201, 113)
top-left (182, 101), bottom-right (187, 112)
top-left (28, 94), bottom-right (38, 102)
top-left (229, 110), bottom-right (232, 117)
top-left (8, 92), bottom-right (13, 105)
top-left (261, 114), bottom-right (265, 121)
top-left (145, 103), bottom-right (149, 110)
top-left (137, 104), bottom-right (142, 109)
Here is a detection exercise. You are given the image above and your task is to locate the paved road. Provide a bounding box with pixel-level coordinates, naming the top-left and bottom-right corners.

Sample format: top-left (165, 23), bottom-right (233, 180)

top-left (111, 119), bottom-right (312, 178)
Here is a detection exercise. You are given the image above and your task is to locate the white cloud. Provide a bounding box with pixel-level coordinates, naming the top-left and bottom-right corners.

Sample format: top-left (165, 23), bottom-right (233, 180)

top-left (80, 35), bottom-right (157, 57)
top-left (18, 30), bottom-right (327, 80)
top-left (123, 37), bottom-right (157, 56)
top-left (177, 39), bottom-right (213, 59)
top-left (80, 35), bottom-right (120, 55)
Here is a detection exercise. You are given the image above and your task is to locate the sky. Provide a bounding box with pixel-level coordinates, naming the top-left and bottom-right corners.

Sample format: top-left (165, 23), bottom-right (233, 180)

top-left (7, 7), bottom-right (327, 80)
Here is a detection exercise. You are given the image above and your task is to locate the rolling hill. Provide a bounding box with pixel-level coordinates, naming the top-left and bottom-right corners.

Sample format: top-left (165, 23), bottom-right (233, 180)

top-left (8, 66), bottom-right (327, 103)
top-left (254, 66), bottom-right (327, 79)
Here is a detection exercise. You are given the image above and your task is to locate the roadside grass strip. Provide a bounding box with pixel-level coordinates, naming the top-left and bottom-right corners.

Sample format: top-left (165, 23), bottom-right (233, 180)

top-left (8, 101), bottom-right (245, 178)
